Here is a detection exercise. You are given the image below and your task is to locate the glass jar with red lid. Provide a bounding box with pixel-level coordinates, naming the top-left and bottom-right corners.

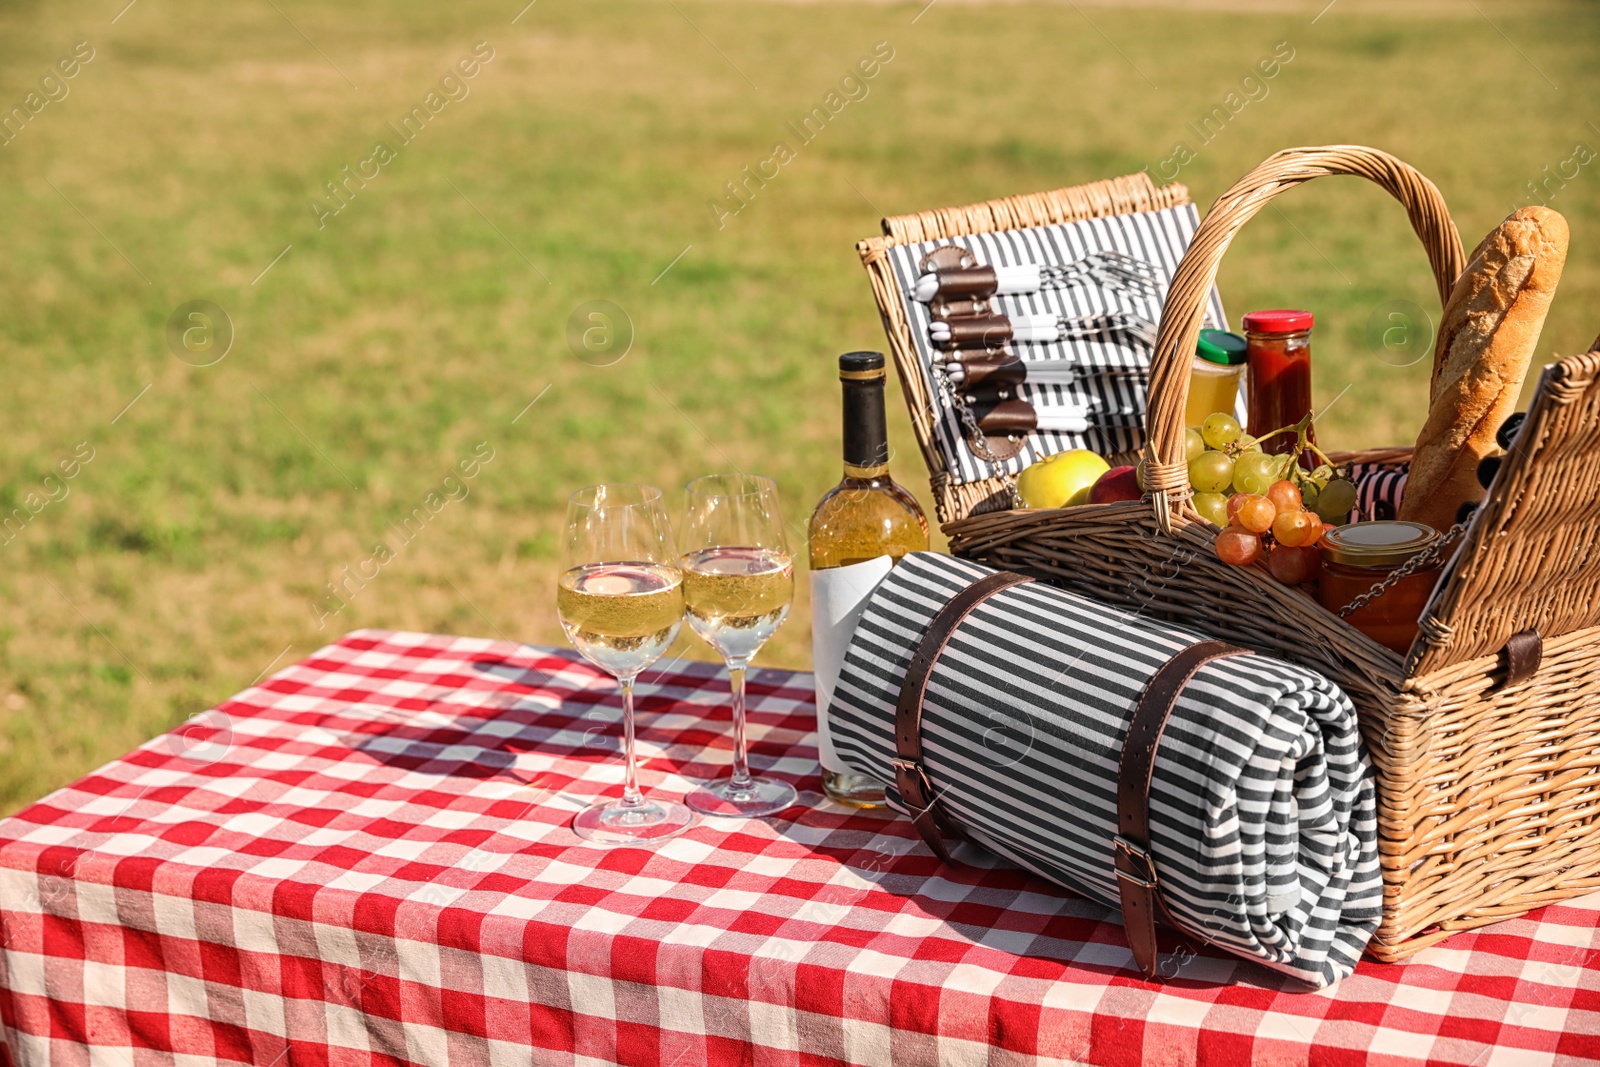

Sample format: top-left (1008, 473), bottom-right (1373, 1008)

top-left (1243, 310), bottom-right (1315, 456)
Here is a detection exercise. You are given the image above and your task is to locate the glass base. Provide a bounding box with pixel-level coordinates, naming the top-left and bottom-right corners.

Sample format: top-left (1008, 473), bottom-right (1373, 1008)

top-left (573, 796), bottom-right (695, 846)
top-left (823, 769), bottom-right (887, 809)
top-left (686, 776), bottom-right (798, 818)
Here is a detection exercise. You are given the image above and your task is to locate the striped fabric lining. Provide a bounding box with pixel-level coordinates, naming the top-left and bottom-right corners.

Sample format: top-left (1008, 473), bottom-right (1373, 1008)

top-left (827, 553), bottom-right (1382, 987)
top-left (885, 204), bottom-right (1230, 486)
top-left (1351, 463), bottom-right (1409, 522)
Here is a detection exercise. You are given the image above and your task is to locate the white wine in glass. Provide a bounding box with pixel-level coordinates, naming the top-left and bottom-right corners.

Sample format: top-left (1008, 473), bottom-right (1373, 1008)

top-left (557, 484), bottom-right (695, 846)
top-left (557, 563), bottom-right (683, 678)
top-left (681, 547), bottom-right (791, 662)
top-left (680, 474), bottom-right (798, 819)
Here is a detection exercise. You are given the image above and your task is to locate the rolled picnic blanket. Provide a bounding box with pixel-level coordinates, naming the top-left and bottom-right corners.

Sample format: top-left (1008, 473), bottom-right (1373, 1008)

top-left (827, 553), bottom-right (1381, 987)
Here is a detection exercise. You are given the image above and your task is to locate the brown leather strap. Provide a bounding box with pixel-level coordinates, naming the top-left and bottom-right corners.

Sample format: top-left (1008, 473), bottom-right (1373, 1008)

top-left (933, 265), bottom-right (999, 299)
top-left (1116, 640), bottom-right (1252, 980)
top-left (1501, 628), bottom-right (1543, 690)
top-left (935, 314), bottom-right (1013, 351)
top-left (950, 352), bottom-right (1026, 389)
top-left (931, 296), bottom-right (993, 321)
top-left (893, 571), bottom-right (1035, 863)
top-left (971, 398), bottom-right (1037, 435)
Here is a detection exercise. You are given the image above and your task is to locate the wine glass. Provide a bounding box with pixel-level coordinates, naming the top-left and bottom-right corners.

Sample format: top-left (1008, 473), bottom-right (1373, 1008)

top-left (556, 484), bottom-right (695, 845)
top-left (679, 473), bottom-right (798, 818)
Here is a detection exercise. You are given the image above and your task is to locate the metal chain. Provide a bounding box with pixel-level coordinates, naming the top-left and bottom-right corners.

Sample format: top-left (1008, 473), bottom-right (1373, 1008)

top-left (936, 364), bottom-right (1021, 508)
top-left (1335, 520), bottom-right (1469, 618)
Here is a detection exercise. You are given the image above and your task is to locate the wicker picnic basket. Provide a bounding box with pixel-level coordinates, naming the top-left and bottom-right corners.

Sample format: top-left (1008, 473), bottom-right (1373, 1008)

top-left (857, 145), bottom-right (1600, 962)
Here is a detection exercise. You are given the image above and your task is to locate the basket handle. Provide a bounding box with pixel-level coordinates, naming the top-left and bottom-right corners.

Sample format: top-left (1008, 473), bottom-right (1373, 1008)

top-left (1143, 145), bottom-right (1465, 532)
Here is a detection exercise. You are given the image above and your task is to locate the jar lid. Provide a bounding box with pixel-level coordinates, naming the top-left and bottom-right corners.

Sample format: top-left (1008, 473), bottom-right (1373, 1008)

top-left (1242, 309), bottom-right (1314, 334)
top-left (1320, 520), bottom-right (1438, 567)
top-left (1196, 329), bottom-right (1248, 366)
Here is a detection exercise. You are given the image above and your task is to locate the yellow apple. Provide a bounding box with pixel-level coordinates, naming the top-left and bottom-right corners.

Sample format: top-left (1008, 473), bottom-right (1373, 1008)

top-left (1016, 449), bottom-right (1110, 509)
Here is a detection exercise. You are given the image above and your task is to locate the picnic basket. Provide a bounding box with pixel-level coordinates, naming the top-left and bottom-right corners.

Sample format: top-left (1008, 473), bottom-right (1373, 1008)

top-left (856, 144), bottom-right (1600, 961)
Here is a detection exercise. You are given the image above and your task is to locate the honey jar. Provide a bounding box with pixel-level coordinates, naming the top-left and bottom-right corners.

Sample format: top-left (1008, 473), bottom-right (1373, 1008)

top-left (1185, 329), bottom-right (1248, 428)
top-left (1317, 521), bottom-right (1442, 654)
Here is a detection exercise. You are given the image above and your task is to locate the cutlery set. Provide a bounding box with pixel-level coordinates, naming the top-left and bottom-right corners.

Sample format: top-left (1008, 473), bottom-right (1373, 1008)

top-left (914, 248), bottom-right (1163, 442)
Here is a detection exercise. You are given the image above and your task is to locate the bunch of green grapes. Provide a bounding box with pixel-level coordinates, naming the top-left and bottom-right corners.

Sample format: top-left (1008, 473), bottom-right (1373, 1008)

top-left (1296, 465), bottom-right (1359, 524)
top-left (1186, 411), bottom-right (1359, 527)
top-left (1184, 412), bottom-right (1272, 526)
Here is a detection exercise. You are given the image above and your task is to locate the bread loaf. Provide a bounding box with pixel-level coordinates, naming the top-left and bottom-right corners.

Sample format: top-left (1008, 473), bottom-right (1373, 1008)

top-left (1398, 206), bottom-right (1568, 533)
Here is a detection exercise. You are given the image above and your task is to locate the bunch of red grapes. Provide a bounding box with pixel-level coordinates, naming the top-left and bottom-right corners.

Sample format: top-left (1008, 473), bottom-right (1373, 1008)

top-left (1214, 479), bottom-right (1325, 585)
top-left (1184, 410), bottom-right (1355, 586)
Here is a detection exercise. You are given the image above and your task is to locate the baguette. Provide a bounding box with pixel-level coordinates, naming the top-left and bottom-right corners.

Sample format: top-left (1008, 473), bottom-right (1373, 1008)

top-left (1398, 206), bottom-right (1568, 533)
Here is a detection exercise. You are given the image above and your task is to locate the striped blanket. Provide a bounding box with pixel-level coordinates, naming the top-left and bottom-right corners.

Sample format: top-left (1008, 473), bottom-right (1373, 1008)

top-left (827, 553), bottom-right (1382, 987)
top-left (1352, 462), bottom-right (1408, 521)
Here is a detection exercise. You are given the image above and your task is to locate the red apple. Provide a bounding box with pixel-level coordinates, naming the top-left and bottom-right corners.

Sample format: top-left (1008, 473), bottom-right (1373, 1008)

top-left (1089, 465), bottom-right (1141, 505)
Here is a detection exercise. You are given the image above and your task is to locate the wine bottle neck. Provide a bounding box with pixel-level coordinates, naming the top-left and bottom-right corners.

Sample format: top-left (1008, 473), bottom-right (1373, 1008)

top-left (842, 461), bottom-right (892, 480)
top-left (841, 375), bottom-right (890, 471)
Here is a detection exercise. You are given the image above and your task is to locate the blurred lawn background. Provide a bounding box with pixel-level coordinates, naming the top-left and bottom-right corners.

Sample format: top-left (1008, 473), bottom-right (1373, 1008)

top-left (0, 0), bottom-right (1596, 812)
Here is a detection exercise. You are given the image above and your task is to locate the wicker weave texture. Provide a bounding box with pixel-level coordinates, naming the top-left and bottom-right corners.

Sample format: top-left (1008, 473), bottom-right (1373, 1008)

top-left (1377, 620), bottom-right (1600, 957)
top-left (1140, 146), bottom-right (1465, 532)
top-left (949, 428), bottom-right (1600, 960)
top-left (907, 146), bottom-right (1600, 960)
top-left (856, 171), bottom-right (1191, 524)
top-left (1412, 351), bottom-right (1600, 674)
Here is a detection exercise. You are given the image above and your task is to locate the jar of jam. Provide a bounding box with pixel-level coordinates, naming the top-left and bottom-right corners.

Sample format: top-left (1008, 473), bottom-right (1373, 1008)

top-left (1185, 329), bottom-right (1248, 428)
top-left (1317, 521), bottom-right (1442, 654)
top-left (1243, 310), bottom-right (1314, 456)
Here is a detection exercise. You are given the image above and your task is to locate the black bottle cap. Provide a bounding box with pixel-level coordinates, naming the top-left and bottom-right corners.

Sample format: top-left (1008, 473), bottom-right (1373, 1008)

top-left (1477, 454), bottom-right (1503, 489)
top-left (839, 351), bottom-right (886, 378)
top-left (1495, 411), bottom-right (1526, 451)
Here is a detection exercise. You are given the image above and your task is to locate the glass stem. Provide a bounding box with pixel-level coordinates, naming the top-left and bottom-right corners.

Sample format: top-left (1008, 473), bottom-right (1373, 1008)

top-left (619, 676), bottom-right (645, 810)
top-left (728, 661), bottom-right (753, 792)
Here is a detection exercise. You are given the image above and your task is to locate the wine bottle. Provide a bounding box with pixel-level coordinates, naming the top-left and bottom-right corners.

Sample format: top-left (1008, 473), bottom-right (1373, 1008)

top-left (808, 351), bottom-right (930, 808)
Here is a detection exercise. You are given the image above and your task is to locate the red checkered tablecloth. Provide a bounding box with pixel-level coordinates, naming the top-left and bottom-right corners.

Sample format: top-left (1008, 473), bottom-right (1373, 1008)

top-left (1, 629), bottom-right (1598, 1066)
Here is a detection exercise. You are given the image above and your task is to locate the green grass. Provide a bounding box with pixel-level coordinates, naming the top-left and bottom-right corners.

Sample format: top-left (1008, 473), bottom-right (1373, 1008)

top-left (0, 0), bottom-right (1596, 813)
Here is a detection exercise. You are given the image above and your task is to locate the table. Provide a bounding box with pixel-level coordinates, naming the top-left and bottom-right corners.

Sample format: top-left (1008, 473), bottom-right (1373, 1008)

top-left (0, 630), bottom-right (1597, 1066)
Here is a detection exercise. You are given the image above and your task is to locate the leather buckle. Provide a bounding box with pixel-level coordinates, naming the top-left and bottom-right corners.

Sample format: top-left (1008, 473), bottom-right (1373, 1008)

top-left (1113, 835), bottom-right (1157, 889)
top-left (891, 756), bottom-right (956, 864)
top-left (890, 757), bottom-right (933, 810)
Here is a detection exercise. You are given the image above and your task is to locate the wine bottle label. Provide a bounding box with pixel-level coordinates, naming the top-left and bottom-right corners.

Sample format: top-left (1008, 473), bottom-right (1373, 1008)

top-left (809, 555), bottom-right (895, 774)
